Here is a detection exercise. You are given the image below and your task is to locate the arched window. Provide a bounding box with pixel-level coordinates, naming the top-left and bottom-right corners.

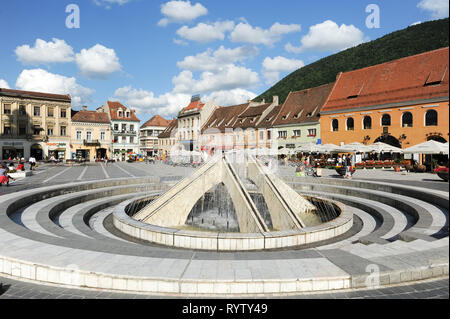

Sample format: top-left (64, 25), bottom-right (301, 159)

top-left (402, 112), bottom-right (413, 127)
top-left (381, 114), bottom-right (391, 126)
top-left (363, 116), bottom-right (372, 130)
top-left (346, 117), bottom-right (354, 131)
top-left (332, 119), bottom-right (339, 131)
top-left (425, 109), bottom-right (438, 126)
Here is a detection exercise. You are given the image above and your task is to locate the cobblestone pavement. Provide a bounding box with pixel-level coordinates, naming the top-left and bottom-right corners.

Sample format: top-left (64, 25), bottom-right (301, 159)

top-left (0, 161), bottom-right (448, 299)
top-left (0, 275), bottom-right (447, 299)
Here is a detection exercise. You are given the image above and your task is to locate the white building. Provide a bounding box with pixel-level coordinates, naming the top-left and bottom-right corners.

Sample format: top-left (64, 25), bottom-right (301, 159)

top-left (97, 101), bottom-right (140, 161)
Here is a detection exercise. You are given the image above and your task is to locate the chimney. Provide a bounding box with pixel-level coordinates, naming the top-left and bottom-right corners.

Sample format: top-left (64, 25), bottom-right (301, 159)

top-left (82, 106), bottom-right (87, 111)
top-left (272, 95), bottom-right (279, 105)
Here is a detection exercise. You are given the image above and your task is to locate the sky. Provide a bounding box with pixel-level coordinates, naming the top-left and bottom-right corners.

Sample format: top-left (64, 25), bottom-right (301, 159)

top-left (0, 0), bottom-right (448, 123)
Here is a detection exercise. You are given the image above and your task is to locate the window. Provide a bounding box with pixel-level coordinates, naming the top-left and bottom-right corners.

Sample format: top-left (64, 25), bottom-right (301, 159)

top-left (130, 136), bottom-right (134, 144)
top-left (60, 109), bottom-right (67, 118)
top-left (278, 131), bottom-right (287, 138)
top-left (402, 112), bottom-right (413, 127)
top-left (48, 107), bottom-right (54, 117)
top-left (19, 123), bottom-right (27, 135)
top-left (259, 131), bottom-right (264, 140)
top-left (3, 104), bottom-right (11, 115)
top-left (86, 131), bottom-right (92, 141)
top-left (126, 111), bottom-right (130, 118)
top-left (293, 130), bottom-right (301, 137)
top-left (122, 124), bottom-right (127, 131)
top-left (425, 110), bottom-right (438, 126)
top-left (60, 126), bottom-right (66, 136)
top-left (47, 128), bottom-right (53, 136)
top-left (332, 119), bottom-right (339, 131)
top-left (3, 125), bottom-right (11, 135)
top-left (19, 105), bottom-right (26, 116)
top-left (381, 114), bottom-right (391, 126)
top-left (76, 131), bottom-right (82, 140)
top-left (113, 136), bottom-right (119, 143)
top-left (118, 111), bottom-right (123, 118)
top-left (346, 117), bottom-right (354, 131)
top-left (114, 124), bottom-right (119, 131)
top-left (308, 129), bottom-right (317, 137)
top-left (100, 132), bottom-right (105, 141)
top-left (267, 130), bottom-right (271, 140)
top-left (34, 126), bottom-right (42, 135)
top-left (34, 106), bottom-right (40, 116)
top-left (130, 125), bottom-right (134, 132)
top-left (363, 116), bottom-right (372, 130)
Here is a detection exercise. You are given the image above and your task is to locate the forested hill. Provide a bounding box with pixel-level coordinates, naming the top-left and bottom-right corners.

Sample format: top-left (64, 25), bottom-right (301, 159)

top-left (254, 18), bottom-right (449, 105)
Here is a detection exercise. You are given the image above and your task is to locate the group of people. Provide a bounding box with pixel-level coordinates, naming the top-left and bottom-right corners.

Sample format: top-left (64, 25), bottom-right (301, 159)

top-left (0, 163), bottom-right (17, 186)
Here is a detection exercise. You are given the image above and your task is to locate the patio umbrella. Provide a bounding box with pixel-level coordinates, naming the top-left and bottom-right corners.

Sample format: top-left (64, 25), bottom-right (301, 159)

top-left (368, 142), bottom-right (403, 154)
top-left (294, 142), bottom-right (323, 153)
top-left (403, 140), bottom-right (448, 155)
top-left (321, 143), bottom-right (340, 153)
top-left (333, 142), bottom-right (372, 153)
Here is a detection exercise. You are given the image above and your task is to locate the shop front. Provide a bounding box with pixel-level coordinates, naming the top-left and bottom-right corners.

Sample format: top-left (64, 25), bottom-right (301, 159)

top-left (30, 143), bottom-right (43, 161)
top-left (1, 141), bottom-right (25, 160)
top-left (46, 142), bottom-right (69, 160)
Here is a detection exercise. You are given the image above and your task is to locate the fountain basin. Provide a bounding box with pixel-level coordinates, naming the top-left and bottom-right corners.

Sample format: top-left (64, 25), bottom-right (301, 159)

top-left (113, 195), bottom-right (353, 251)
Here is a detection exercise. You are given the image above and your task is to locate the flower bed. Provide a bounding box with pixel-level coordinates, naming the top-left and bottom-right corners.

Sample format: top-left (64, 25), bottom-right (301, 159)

top-left (434, 167), bottom-right (449, 182)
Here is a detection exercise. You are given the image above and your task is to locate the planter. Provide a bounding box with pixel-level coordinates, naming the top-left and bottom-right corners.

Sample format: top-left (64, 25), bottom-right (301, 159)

top-left (8, 171), bottom-right (32, 178)
top-left (414, 164), bottom-right (427, 173)
top-left (394, 166), bottom-right (401, 172)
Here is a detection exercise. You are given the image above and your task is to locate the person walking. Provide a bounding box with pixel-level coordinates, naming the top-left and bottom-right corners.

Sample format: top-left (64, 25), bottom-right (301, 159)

top-left (344, 154), bottom-right (352, 179)
top-left (29, 156), bottom-right (36, 171)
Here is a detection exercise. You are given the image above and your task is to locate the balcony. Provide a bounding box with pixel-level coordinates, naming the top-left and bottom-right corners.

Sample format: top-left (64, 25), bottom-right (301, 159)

top-left (113, 130), bottom-right (137, 136)
top-left (83, 139), bottom-right (101, 146)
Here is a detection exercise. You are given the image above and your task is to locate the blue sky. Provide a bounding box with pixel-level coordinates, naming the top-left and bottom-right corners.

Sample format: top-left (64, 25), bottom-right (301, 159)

top-left (0, 0), bottom-right (448, 123)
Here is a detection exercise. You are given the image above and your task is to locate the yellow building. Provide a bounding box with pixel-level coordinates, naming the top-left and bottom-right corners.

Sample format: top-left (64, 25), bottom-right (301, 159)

top-left (0, 88), bottom-right (71, 160)
top-left (70, 107), bottom-right (112, 161)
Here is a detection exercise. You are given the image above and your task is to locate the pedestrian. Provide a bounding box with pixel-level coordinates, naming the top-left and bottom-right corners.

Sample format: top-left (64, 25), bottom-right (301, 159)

top-left (344, 154), bottom-right (352, 179)
top-left (29, 156), bottom-right (36, 171)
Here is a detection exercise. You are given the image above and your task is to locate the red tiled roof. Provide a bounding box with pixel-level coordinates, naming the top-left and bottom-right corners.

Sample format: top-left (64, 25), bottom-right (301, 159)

top-left (272, 82), bottom-right (335, 126)
top-left (107, 101), bottom-right (140, 121)
top-left (158, 119), bottom-right (178, 138)
top-left (72, 110), bottom-right (110, 124)
top-left (141, 115), bottom-right (171, 128)
top-left (257, 104), bottom-right (283, 128)
top-left (234, 103), bottom-right (272, 129)
top-left (0, 88), bottom-right (71, 102)
top-left (179, 99), bottom-right (205, 116)
top-left (322, 47), bottom-right (449, 113)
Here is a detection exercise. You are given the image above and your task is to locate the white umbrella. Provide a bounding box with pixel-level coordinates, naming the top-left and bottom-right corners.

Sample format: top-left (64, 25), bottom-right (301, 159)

top-left (403, 140), bottom-right (448, 155)
top-left (334, 142), bottom-right (372, 153)
top-left (321, 143), bottom-right (340, 153)
top-left (368, 142), bottom-right (403, 154)
top-left (295, 142), bottom-right (323, 153)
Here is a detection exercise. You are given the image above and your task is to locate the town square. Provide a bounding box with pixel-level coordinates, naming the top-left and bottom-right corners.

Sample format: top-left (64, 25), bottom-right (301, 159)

top-left (0, 0), bottom-right (448, 305)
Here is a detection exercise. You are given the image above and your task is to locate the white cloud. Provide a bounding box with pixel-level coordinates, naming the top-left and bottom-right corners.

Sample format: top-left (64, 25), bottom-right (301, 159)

top-left (176, 20), bottom-right (235, 43)
top-left (284, 42), bottom-right (302, 54)
top-left (173, 38), bottom-right (188, 46)
top-left (15, 69), bottom-right (94, 106)
top-left (114, 86), bottom-right (191, 116)
top-left (204, 88), bottom-right (257, 107)
top-left (0, 79), bottom-right (10, 89)
top-left (230, 22), bottom-right (301, 46)
top-left (289, 20), bottom-right (365, 53)
top-left (113, 86), bottom-right (256, 117)
top-left (417, 0), bottom-right (449, 18)
top-left (262, 56), bottom-right (304, 84)
top-left (172, 65), bottom-right (259, 94)
top-left (177, 45), bottom-right (259, 72)
top-left (75, 44), bottom-right (121, 79)
top-left (158, 1), bottom-right (208, 27)
top-left (15, 38), bottom-right (75, 65)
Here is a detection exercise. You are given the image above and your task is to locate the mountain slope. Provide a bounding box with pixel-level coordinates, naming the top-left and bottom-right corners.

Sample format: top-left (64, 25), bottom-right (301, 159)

top-left (254, 18), bottom-right (449, 104)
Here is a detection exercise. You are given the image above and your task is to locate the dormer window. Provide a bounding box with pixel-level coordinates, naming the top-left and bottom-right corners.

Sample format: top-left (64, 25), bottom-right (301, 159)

top-left (126, 111), bottom-right (130, 118)
top-left (118, 110), bottom-right (123, 117)
top-left (293, 110), bottom-right (303, 119)
top-left (282, 112), bottom-right (291, 120)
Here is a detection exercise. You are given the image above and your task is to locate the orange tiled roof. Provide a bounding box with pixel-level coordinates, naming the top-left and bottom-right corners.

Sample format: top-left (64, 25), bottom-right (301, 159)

top-left (202, 103), bottom-right (249, 133)
top-left (141, 115), bottom-right (171, 128)
top-left (107, 101), bottom-right (140, 122)
top-left (72, 110), bottom-right (110, 124)
top-left (322, 47), bottom-right (449, 113)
